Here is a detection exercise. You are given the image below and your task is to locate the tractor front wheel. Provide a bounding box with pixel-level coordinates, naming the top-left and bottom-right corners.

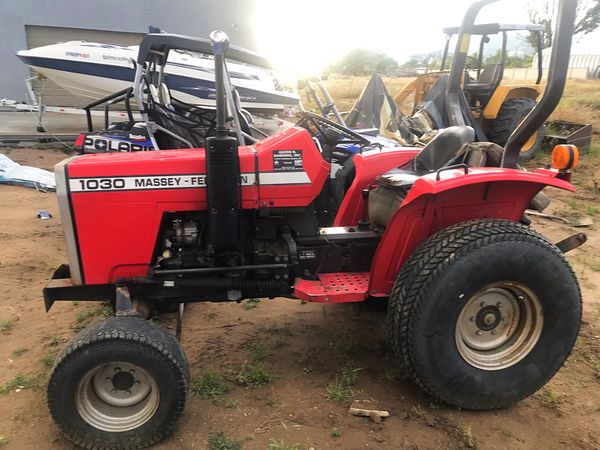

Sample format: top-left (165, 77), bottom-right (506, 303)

top-left (387, 219), bottom-right (581, 409)
top-left (48, 316), bottom-right (189, 450)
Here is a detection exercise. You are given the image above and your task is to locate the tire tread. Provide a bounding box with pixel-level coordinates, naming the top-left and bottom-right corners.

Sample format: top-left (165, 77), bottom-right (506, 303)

top-left (48, 316), bottom-right (189, 450)
top-left (387, 219), bottom-right (581, 409)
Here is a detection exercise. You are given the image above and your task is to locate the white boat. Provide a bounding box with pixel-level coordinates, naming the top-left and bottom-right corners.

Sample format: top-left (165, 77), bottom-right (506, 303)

top-left (17, 40), bottom-right (299, 111)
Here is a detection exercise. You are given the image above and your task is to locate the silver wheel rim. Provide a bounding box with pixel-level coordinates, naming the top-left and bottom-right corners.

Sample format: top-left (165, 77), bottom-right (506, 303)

top-left (455, 282), bottom-right (544, 370)
top-left (75, 362), bottom-right (159, 432)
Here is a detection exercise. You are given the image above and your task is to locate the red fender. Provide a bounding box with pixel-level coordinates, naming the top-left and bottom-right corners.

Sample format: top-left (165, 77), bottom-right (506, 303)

top-left (368, 167), bottom-right (574, 297)
top-left (334, 147), bottom-right (419, 226)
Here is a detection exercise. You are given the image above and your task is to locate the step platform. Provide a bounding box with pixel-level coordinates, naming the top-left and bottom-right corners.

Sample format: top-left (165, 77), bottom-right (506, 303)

top-left (293, 272), bottom-right (370, 303)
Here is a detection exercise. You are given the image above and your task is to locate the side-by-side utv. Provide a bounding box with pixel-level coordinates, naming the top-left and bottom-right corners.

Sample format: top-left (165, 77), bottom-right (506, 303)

top-left (43, 1), bottom-right (584, 449)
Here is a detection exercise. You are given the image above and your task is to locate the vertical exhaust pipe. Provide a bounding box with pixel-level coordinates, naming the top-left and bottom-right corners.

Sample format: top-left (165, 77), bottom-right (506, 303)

top-left (206, 31), bottom-right (241, 247)
top-left (501, 0), bottom-right (577, 168)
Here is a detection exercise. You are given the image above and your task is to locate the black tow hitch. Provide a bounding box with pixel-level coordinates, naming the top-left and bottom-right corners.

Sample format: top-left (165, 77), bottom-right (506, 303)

top-left (43, 264), bottom-right (115, 312)
top-left (555, 233), bottom-right (587, 253)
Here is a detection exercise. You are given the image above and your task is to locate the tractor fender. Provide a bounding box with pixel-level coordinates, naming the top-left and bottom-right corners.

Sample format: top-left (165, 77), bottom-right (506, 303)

top-left (483, 85), bottom-right (541, 119)
top-left (368, 167), bottom-right (573, 297)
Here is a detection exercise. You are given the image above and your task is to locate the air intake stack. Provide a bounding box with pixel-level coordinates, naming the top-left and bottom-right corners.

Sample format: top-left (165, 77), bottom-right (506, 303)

top-left (206, 31), bottom-right (241, 246)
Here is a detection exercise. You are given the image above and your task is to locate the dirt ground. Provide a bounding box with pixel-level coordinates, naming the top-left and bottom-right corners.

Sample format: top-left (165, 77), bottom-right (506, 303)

top-left (0, 147), bottom-right (599, 450)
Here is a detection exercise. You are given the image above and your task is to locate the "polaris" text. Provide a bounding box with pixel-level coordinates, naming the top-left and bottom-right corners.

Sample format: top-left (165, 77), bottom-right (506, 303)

top-left (83, 137), bottom-right (153, 152)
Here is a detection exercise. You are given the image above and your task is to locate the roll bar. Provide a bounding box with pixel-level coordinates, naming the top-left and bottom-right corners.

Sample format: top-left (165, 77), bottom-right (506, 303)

top-left (442, 23), bottom-right (545, 35)
top-left (445, 0), bottom-right (498, 127)
top-left (445, 0), bottom-right (577, 168)
top-left (502, 0), bottom-right (577, 168)
top-left (136, 33), bottom-right (275, 70)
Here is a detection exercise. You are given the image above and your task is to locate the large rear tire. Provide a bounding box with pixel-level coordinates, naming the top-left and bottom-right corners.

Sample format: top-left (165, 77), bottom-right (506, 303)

top-left (387, 219), bottom-right (581, 409)
top-left (48, 316), bottom-right (189, 450)
top-left (487, 98), bottom-right (544, 160)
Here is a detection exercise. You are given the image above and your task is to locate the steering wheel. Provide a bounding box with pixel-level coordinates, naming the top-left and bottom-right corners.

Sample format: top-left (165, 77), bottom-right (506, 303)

top-left (297, 111), bottom-right (371, 147)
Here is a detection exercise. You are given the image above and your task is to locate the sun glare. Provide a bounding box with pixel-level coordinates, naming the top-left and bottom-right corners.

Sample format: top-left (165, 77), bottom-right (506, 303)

top-left (251, 0), bottom-right (532, 77)
top-left (251, 0), bottom-right (348, 76)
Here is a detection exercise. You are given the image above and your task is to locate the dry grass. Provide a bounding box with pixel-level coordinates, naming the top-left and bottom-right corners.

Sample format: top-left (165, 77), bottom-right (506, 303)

top-left (303, 75), bottom-right (600, 201)
top-left (300, 76), bottom-right (413, 113)
top-left (551, 79), bottom-right (600, 132)
top-left (302, 77), bottom-right (600, 139)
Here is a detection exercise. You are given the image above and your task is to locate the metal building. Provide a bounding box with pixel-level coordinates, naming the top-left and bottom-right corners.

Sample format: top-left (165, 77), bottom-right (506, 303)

top-left (1, 0), bottom-right (258, 105)
top-left (533, 44), bottom-right (600, 79)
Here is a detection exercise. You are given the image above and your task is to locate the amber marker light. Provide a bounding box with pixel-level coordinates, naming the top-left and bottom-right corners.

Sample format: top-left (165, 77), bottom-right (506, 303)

top-left (551, 144), bottom-right (579, 171)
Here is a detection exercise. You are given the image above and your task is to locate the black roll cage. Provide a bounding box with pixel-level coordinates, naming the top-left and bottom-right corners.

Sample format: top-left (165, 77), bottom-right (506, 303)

top-left (136, 33), bottom-right (274, 70)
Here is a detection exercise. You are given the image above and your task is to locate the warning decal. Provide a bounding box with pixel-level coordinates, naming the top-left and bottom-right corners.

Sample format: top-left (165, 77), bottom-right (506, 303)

top-left (273, 150), bottom-right (303, 172)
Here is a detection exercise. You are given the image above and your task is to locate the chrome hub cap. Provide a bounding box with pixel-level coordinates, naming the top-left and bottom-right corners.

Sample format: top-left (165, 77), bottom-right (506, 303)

top-left (76, 362), bottom-right (159, 432)
top-left (455, 283), bottom-right (544, 370)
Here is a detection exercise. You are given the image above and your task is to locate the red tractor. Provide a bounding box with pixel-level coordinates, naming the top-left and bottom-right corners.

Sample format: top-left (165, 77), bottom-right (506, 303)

top-left (44, 1), bottom-right (584, 448)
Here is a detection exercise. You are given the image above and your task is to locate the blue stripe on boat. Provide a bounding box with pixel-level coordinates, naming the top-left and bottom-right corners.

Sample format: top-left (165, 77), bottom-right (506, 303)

top-left (17, 55), bottom-right (298, 107)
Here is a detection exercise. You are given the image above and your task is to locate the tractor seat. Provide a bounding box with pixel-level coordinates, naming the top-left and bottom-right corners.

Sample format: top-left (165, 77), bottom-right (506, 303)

top-left (464, 64), bottom-right (502, 100)
top-left (368, 126), bottom-right (475, 227)
top-left (413, 126), bottom-right (475, 173)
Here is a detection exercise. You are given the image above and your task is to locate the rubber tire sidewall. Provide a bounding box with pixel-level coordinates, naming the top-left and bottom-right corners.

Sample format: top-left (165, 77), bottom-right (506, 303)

top-left (407, 239), bottom-right (581, 409)
top-left (48, 319), bottom-right (188, 449)
top-left (488, 98), bottom-right (543, 160)
top-left (519, 125), bottom-right (544, 160)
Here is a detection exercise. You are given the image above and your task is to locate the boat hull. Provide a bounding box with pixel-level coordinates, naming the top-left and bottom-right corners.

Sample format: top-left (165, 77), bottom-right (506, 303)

top-left (17, 41), bottom-right (298, 111)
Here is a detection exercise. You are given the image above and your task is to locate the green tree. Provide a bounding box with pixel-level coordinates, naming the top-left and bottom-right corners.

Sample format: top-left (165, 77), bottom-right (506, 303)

top-left (482, 49), bottom-right (533, 68)
top-left (375, 56), bottom-right (399, 73)
top-left (325, 49), bottom-right (400, 75)
top-left (526, 0), bottom-right (600, 48)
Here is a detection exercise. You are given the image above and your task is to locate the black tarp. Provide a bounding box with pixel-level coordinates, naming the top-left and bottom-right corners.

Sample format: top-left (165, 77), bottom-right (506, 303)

top-left (345, 73), bottom-right (416, 145)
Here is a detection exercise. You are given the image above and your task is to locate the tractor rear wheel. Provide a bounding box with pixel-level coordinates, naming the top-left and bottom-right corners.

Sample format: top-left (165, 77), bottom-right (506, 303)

top-left (487, 98), bottom-right (544, 160)
top-left (387, 219), bottom-right (581, 409)
top-left (47, 316), bottom-right (189, 450)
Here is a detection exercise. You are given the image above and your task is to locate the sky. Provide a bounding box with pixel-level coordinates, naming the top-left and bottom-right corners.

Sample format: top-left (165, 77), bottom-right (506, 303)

top-left (251, 0), bottom-right (600, 76)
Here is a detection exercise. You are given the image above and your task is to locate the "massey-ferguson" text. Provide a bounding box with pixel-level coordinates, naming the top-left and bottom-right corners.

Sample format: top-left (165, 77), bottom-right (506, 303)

top-left (70, 174), bottom-right (256, 192)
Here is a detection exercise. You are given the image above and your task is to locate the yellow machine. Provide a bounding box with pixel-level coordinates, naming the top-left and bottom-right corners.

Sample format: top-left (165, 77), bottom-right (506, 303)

top-left (395, 23), bottom-right (545, 158)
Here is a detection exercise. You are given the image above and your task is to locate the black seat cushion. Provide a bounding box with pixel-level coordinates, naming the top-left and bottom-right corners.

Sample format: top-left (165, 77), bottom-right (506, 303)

top-left (414, 126), bottom-right (475, 173)
top-left (368, 126), bottom-right (476, 227)
top-left (464, 82), bottom-right (495, 92)
top-left (464, 64), bottom-right (502, 105)
top-left (464, 64), bottom-right (502, 91)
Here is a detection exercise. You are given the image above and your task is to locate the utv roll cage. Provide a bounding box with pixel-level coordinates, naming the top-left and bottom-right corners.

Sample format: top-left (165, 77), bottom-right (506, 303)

top-left (135, 33), bottom-right (274, 69)
top-left (81, 32), bottom-right (278, 151)
top-left (132, 33), bottom-right (275, 149)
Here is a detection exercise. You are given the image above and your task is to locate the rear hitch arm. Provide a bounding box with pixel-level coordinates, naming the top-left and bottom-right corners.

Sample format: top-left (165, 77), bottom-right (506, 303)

top-left (555, 232), bottom-right (587, 253)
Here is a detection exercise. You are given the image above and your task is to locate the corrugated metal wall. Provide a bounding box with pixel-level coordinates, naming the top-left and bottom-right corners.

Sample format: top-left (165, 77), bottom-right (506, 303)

top-left (533, 49), bottom-right (600, 78)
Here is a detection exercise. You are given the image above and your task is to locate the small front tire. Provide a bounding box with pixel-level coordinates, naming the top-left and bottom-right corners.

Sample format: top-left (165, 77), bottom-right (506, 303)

top-left (48, 316), bottom-right (189, 449)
